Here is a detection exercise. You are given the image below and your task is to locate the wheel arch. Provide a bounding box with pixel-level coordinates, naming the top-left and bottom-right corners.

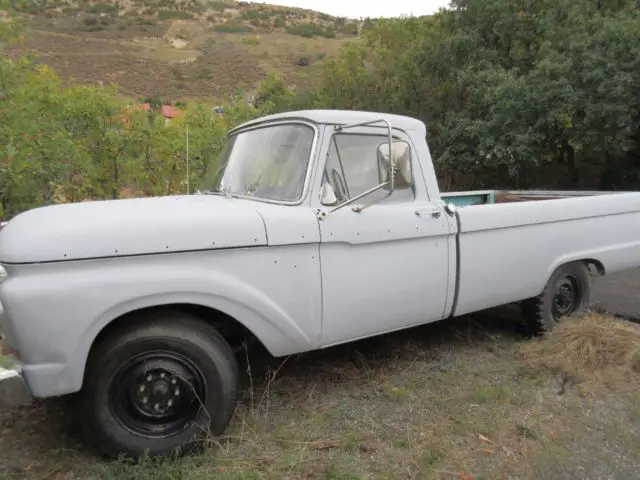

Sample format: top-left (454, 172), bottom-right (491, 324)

top-left (88, 302), bottom-right (269, 356)
top-left (522, 259), bottom-right (595, 335)
top-left (545, 257), bottom-right (605, 294)
top-left (75, 295), bottom-right (309, 393)
top-left (583, 258), bottom-right (605, 276)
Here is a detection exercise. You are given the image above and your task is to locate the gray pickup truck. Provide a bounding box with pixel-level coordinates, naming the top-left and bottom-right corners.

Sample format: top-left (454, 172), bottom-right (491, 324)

top-left (1, 109), bottom-right (640, 459)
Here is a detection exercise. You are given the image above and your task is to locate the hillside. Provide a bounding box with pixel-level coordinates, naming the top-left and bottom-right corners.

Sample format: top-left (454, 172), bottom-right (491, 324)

top-left (14, 0), bottom-right (362, 100)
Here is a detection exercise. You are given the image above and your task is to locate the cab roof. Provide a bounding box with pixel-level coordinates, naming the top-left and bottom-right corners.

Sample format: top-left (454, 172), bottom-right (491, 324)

top-left (229, 109), bottom-right (426, 136)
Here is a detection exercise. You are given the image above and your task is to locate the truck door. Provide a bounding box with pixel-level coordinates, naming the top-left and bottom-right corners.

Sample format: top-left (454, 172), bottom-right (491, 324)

top-left (314, 125), bottom-right (453, 346)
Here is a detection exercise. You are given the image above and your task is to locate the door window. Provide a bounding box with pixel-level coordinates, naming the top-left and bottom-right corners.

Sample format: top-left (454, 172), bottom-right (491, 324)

top-left (322, 133), bottom-right (414, 204)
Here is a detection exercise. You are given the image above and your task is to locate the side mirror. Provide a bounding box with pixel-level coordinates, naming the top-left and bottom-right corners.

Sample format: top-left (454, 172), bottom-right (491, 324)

top-left (376, 140), bottom-right (412, 191)
top-left (320, 182), bottom-right (338, 206)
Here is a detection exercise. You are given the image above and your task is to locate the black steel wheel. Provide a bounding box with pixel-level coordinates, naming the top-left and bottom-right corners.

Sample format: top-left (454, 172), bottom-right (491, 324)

top-left (80, 309), bottom-right (239, 459)
top-left (521, 262), bottom-right (592, 335)
top-left (109, 351), bottom-right (207, 438)
top-left (551, 274), bottom-right (582, 320)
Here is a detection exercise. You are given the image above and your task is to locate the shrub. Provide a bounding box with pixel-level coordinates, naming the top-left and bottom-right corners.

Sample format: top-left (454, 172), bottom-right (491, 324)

top-left (214, 24), bottom-right (253, 34)
top-left (286, 23), bottom-right (336, 39)
top-left (286, 25), bottom-right (313, 38)
top-left (209, 1), bottom-right (230, 12)
top-left (86, 3), bottom-right (119, 15)
top-left (158, 10), bottom-right (194, 20)
top-left (338, 22), bottom-right (359, 36)
top-left (171, 68), bottom-right (186, 81)
top-left (295, 56), bottom-right (310, 66)
top-left (83, 15), bottom-right (99, 27)
top-left (197, 68), bottom-right (211, 79)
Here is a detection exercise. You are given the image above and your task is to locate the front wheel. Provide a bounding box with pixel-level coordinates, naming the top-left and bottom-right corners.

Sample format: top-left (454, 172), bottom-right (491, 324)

top-left (520, 262), bottom-right (592, 335)
top-left (80, 310), bottom-right (239, 459)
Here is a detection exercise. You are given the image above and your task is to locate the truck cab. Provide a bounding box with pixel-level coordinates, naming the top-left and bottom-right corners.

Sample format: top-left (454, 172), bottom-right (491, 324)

top-left (195, 110), bottom-right (459, 346)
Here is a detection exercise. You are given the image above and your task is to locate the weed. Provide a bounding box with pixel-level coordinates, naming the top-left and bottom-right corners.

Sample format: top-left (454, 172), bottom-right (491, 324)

top-left (93, 452), bottom-right (185, 480)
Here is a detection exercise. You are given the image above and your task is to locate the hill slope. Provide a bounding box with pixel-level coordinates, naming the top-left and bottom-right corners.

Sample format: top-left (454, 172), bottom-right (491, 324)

top-left (16, 0), bottom-right (361, 100)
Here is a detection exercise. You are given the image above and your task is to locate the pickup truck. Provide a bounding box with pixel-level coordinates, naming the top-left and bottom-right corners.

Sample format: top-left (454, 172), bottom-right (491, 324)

top-left (1, 109), bottom-right (640, 459)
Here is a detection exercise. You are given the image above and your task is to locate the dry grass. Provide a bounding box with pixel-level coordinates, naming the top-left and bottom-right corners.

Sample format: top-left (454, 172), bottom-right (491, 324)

top-left (16, 1), bottom-right (356, 100)
top-left (519, 312), bottom-right (640, 386)
top-left (2, 306), bottom-right (640, 479)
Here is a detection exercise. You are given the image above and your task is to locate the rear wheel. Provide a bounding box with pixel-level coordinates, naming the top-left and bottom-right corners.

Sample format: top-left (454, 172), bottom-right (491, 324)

top-left (80, 310), bottom-right (239, 459)
top-left (521, 262), bottom-right (592, 335)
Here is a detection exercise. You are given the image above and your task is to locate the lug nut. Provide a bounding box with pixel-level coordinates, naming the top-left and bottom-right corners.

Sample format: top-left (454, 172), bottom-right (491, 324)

top-left (139, 385), bottom-right (145, 392)
top-left (174, 388), bottom-right (180, 396)
top-left (142, 396), bottom-right (148, 403)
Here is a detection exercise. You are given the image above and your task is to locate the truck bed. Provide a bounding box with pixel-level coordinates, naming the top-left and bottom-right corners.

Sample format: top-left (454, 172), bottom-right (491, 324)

top-left (442, 189), bottom-right (631, 207)
top-left (448, 189), bottom-right (640, 318)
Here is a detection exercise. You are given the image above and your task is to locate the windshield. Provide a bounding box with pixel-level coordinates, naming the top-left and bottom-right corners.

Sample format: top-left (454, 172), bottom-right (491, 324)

top-left (201, 123), bottom-right (315, 202)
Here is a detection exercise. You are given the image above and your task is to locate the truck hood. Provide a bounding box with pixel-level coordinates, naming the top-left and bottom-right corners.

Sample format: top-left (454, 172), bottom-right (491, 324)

top-left (0, 194), bottom-right (268, 264)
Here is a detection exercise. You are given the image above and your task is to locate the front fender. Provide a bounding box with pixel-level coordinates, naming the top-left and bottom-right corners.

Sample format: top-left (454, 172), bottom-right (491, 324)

top-left (2, 247), bottom-right (321, 396)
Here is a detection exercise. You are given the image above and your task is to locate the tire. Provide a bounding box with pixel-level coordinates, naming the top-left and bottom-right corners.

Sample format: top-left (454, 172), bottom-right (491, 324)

top-left (80, 309), bottom-right (239, 459)
top-left (520, 262), bottom-right (592, 335)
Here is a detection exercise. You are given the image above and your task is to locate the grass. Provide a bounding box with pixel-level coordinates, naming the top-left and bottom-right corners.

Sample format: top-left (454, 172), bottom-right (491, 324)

top-left (1, 308), bottom-right (640, 479)
top-left (519, 311), bottom-right (640, 385)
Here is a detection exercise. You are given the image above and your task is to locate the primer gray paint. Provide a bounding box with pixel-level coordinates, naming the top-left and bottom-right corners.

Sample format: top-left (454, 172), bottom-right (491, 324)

top-left (1, 109), bottom-right (640, 400)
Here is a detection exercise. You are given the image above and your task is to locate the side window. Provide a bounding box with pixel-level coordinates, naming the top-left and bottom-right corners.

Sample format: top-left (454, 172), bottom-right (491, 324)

top-left (322, 133), bottom-right (414, 204)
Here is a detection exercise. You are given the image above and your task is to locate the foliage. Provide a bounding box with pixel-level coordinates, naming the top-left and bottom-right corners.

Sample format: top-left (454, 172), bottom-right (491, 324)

top-left (295, 55), bottom-right (309, 66)
top-left (286, 23), bottom-right (336, 39)
top-left (157, 9), bottom-right (193, 20)
top-left (86, 3), bottom-right (119, 15)
top-left (0, 16), bottom-right (267, 217)
top-left (309, 0), bottom-right (640, 189)
top-left (1, 0), bottom-right (639, 217)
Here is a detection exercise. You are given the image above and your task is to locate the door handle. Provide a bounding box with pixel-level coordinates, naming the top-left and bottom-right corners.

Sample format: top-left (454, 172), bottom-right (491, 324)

top-left (415, 208), bottom-right (441, 219)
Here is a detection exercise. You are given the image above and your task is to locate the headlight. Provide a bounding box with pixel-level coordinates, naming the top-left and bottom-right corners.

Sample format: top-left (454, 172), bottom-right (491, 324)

top-left (0, 265), bottom-right (8, 285)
